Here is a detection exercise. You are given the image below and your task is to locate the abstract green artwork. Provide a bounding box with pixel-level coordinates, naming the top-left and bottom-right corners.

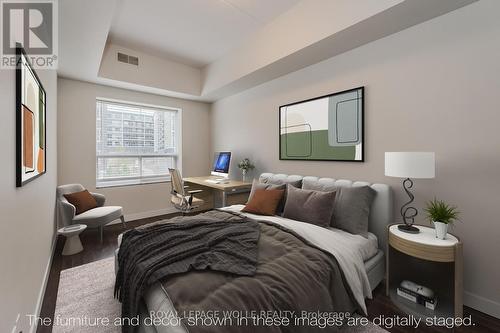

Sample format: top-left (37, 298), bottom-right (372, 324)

top-left (279, 87), bottom-right (364, 162)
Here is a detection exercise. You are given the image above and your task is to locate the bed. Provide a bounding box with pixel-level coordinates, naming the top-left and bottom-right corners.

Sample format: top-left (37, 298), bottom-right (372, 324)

top-left (254, 173), bottom-right (393, 292)
top-left (116, 173), bottom-right (393, 333)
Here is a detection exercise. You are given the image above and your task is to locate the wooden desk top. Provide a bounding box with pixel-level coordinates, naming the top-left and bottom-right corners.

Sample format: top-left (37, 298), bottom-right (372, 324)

top-left (184, 176), bottom-right (252, 191)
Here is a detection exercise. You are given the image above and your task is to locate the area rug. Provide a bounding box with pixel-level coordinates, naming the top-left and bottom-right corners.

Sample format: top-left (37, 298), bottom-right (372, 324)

top-left (53, 257), bottom-right (120, 333)
top-left (53, 257), bottom-right (389, 333)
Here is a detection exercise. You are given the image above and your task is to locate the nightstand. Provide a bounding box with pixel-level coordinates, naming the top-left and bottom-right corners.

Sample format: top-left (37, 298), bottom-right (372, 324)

top-left (386, 224), bottom-right (463, 319)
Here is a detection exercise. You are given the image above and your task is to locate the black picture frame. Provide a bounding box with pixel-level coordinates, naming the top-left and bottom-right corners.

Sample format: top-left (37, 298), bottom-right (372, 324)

top-left (16, 44), bottom-right (47, 187)
top-left (279, 86), bottom-right (364, 162)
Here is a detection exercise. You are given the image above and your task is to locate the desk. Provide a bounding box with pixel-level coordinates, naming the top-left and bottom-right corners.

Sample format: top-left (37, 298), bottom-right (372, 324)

top-left (183, 176), bottom-right (252, 208)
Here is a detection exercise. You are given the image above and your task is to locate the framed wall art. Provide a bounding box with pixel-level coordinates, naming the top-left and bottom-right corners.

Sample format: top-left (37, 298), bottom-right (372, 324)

top-left (279, 87), bottom-right (364, 162)
top-left (16, 45), bottom-right (47, 187)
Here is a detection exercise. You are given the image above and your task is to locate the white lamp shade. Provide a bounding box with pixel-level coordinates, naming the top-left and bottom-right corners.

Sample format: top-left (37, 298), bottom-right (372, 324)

top-left (385, 152), bottom-right (435, 179)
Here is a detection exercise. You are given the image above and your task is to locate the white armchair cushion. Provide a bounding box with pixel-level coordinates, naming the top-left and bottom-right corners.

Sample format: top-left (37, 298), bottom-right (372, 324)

top-left (73, 206), bottom-right (123, 228)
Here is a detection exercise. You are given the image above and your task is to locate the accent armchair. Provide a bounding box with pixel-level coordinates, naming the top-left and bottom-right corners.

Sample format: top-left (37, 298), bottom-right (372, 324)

top-left (56, 184), bottom-right (125, 242)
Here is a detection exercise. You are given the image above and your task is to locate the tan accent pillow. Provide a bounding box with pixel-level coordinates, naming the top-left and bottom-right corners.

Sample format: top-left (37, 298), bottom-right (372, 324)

top-left (63, 190), bottom-right (98, 215)
top-left (242, 189), bottom-right (284, 216)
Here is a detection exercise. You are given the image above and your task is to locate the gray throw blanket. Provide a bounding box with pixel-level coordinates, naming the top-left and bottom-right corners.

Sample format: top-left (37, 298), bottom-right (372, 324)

top-left (114, 211), bottom-right (261, 333)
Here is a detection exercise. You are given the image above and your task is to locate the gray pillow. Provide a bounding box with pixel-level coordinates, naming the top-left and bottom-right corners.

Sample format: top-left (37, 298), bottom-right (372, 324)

top-left (332, 186), bottom-right (376, 238)
top-left (260, 178), bottom-right (301, 214)
top-left (247, 179), bottom-right (286, 203)
top-left (283, 185), bottom-right (336, 228)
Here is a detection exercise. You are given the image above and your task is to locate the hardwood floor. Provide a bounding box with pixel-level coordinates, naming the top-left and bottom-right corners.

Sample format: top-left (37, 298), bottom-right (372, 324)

top-left (36, 213), bottom-right (177, 333)
top-left (366, 286), bottom-right (500, 333)
top-left (37, 215), bottom-right (500, 333)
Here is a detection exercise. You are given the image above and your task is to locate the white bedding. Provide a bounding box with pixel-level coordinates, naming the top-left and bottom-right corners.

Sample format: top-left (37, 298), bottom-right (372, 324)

top-left (330, 227), bottom-right (378, 262)
top-left (221, 204), bottom-right (373, 314)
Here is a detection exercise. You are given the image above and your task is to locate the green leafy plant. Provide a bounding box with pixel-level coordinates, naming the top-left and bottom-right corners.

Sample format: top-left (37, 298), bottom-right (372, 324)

top-left (237, 158), bottom-right (255, 172)
top-left (424, 198), bottom-right (460, 224)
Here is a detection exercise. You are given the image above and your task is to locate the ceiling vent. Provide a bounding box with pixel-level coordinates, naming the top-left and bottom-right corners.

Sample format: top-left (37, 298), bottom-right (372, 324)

top-left (117, 52), bottom-right (139, 66)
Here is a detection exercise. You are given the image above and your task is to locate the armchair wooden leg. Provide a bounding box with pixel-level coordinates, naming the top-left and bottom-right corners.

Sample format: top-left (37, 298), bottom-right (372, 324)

top-left (120, 215), bottom-right (126, 228)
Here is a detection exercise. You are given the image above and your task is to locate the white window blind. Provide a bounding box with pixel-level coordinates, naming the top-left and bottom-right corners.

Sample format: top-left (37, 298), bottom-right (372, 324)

top-left (96, 99), bottom-right (179, 187)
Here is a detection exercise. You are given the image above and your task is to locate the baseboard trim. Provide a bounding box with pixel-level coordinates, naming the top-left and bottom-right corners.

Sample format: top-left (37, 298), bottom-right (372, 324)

top-left (107, 207), bottom-right (178, 225)
top-left (465, 290), bottom-right (500, 319)
top-left (30, 233), bottom-right (57, 333)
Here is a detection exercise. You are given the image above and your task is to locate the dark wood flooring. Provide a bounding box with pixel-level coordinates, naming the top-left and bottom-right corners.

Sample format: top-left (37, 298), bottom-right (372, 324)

top-left (37, 215), bottom-right (500, 333)
top-left (366, 286), bottom-right (500, 333)
top-left (36, 213), bottom-right (177, 333)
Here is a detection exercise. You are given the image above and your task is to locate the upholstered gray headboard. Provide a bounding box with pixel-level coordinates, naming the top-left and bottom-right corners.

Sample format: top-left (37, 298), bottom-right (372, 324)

top-left (259, 173), bottom-right (393, 253)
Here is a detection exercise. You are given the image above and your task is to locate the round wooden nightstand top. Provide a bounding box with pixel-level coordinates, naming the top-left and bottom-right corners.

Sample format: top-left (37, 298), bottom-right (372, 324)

top-left (389, 224), bottom-right (459, 246)
top-left (388, 224), bottom-right (460, 262)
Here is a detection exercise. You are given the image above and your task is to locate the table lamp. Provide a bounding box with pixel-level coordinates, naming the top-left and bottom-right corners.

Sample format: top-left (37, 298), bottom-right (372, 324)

top-left (385, 152), bottom-right (435, 233)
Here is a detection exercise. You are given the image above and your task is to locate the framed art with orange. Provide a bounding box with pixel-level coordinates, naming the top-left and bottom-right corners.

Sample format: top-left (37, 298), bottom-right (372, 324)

top-left (16, 45), bottom-right (46, 187)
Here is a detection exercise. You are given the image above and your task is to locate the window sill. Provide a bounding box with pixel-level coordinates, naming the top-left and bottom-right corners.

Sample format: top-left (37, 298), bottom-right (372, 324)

top-left (96, 178), bottom-right (170, 189)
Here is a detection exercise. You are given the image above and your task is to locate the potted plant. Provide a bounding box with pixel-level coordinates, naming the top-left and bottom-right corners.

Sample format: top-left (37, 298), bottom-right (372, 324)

top-left (424, 198), bottom-right (460, 239)
top-left (237, 158), bottom-right (255, 182)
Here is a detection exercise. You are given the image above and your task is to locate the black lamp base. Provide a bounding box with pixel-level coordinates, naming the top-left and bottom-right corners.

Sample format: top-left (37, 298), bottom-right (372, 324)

top-left (397, 224), bottom-right (420, 234)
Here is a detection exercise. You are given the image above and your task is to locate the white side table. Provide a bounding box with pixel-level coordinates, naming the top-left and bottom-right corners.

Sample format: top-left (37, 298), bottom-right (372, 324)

top-left (58, 224), bottom-right (87, 256)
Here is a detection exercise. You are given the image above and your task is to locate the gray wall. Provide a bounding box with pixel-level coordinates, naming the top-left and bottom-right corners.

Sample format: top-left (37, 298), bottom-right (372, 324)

top-left (211, 0), bottom-right (500, 318)
top-left (58, 78), bottom-right (211, 220)
top-left (0, 69), bottom-right (57, 332)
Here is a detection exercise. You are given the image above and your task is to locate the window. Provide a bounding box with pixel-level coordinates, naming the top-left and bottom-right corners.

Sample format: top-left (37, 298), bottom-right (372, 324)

top-left (96, 99), bottom-right (180, 187)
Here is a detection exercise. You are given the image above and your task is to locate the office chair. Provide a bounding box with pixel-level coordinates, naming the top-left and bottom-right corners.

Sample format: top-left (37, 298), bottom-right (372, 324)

top-left (169, 168), bottom-right (204, 215)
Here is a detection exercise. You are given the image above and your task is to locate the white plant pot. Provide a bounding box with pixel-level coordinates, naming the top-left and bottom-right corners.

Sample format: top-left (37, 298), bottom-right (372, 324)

top-left (433, 221), bottom-right (449, 239)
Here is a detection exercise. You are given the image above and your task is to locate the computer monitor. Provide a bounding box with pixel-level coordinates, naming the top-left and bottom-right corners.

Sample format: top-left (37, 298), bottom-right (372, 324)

top-left (211, 152), bottom-right (231, 178)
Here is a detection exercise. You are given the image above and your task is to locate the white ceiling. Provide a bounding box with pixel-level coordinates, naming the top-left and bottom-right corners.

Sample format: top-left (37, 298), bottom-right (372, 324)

top-left (108, 0), bottom-right (300, 67)
top-left (58, 0), bottom-right (479, 102)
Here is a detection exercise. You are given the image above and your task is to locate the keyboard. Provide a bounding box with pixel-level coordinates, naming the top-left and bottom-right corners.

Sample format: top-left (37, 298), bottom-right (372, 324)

top-left (205, 179), bottom-right (229, 184)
